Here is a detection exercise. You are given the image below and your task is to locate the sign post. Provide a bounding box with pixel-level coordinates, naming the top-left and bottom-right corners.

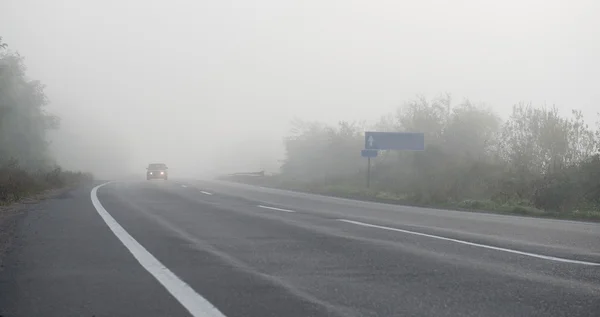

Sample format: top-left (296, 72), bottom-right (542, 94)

top-left (361, 132), bottom-right (425, 188)
top-left (367, 156), bottom-right (371, 188)
top-left (361, 149), bottom-right (378, 188)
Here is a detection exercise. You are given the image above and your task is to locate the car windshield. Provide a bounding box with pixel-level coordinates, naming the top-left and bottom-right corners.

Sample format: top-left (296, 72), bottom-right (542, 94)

top-left (148, 163), bottom-right (166, 169)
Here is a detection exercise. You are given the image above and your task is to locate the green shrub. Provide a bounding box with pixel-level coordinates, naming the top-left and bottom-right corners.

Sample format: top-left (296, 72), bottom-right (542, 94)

top-left (0, 160), bottom-right (93, 204)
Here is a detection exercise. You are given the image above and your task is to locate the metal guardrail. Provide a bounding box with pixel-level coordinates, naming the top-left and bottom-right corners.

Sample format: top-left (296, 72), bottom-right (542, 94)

top-left (230, 171), bottom-right (265, 177)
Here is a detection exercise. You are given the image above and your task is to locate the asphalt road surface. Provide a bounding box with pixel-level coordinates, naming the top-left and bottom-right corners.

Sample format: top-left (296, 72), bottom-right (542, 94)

top-left (1, 179), bottom-right (599, 317)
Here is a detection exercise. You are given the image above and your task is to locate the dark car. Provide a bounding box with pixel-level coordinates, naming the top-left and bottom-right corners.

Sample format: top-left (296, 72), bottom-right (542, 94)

top-left (147, 163), bottom-right (168, 180)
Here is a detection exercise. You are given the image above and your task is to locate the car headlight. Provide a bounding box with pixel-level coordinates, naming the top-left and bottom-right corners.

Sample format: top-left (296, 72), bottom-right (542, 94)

top-left (149, 172), bottom-right (153, 175)
top-left (160, 171), bottom-right (164, 175)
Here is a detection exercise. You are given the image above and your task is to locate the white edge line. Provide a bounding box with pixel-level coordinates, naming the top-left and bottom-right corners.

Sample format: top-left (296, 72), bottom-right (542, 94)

top-left (200, 191), bottom-right (213, 195)
top-left (257, 205), bottom-right (296, 213)
top-left (91, 182), bottom-right (227, 317)
top-left (337, 219), bottom-right (600, 266)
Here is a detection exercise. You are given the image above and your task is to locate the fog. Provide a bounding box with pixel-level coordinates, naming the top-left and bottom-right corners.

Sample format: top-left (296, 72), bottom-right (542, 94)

top-left (1, 0), bottom-right (598, 179)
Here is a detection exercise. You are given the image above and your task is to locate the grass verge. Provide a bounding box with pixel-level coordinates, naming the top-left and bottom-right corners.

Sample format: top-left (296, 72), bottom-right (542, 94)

top-left (220, 175), bottom-right (600, 222)
top-left (0, 161), bottom-right (93, 205)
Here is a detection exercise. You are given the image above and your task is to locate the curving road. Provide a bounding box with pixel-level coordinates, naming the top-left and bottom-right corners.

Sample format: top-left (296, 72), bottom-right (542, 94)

top-left (1, 179), bottom-right (599, 316)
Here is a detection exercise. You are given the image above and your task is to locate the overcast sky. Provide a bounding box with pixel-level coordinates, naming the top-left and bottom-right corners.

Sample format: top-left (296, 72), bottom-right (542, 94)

top-left (1, 0), bottom-right (598, 178)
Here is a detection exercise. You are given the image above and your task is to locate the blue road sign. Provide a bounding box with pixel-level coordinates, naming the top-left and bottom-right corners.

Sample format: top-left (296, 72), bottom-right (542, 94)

top-left (365, 132), bottom-right (425, 150)
top-left (361, 149), bottom-right (378, 158)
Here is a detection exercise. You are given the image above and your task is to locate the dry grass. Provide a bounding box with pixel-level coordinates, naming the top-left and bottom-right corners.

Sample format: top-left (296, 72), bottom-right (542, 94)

top-left (0, 161), bottom-right (93, 205)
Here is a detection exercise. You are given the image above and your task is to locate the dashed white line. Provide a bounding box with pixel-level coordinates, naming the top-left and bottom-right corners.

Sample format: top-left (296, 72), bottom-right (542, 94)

top-left (257, 205), bottom-right (296, 213)
top-left (181, 184), bottom-right (188, 188)
top-left (338, 219), bottom-right (600, 266)
top-left (91, 182), bottom-right (227, 317)
top-left (200, 191), bottom-right (213, 196)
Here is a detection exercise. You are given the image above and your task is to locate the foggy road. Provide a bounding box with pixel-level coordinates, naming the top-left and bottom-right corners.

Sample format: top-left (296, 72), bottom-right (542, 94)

top-left (1, 180), bottom-right (599, 317)
top-left (3, 1), bottom-right (600, 316)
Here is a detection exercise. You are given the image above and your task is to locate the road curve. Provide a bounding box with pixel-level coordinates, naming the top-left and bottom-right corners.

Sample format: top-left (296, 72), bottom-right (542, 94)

top-left (1, 179), bottom-right (599, 317)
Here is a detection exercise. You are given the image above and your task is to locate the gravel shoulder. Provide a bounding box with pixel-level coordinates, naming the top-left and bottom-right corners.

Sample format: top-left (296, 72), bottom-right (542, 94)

top-left (0, 188), bottom-right (72, 271)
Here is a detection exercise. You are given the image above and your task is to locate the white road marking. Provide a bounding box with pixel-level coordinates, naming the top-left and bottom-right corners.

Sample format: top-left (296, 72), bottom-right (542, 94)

top-left (91, 183), bottom-right (227, 317)
top-left (257, 205), bottom-right (296, 213)
top-left (201, 191), bottom-right (213, 196)
top-left (181, 184), bottom-right (188, 188)
top-left (338, 219), bottom-right (600, 266)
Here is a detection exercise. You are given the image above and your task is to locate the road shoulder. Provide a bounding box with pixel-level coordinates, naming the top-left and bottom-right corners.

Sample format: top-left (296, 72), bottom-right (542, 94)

top-left (0, 184), bottom-right (189, 317)
top-left (0, 188), bottom-right (72, 271)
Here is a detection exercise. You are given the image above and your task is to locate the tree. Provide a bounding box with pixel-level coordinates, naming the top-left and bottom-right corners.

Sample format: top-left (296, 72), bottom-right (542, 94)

top-left (500, 104), bottom-right (597, 174)
top-left (281, 119), bottom-right (364, 183)
top-left (0, 38), bottom-right (57, 169)
top-left (277, 95), bottom-right (600, 213)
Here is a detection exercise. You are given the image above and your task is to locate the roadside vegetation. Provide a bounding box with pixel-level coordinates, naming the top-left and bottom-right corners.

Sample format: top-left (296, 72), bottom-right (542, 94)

top-left (0, 37), bottom-right (92, 205)
top-left (225, 95), bottom-right (600, 221)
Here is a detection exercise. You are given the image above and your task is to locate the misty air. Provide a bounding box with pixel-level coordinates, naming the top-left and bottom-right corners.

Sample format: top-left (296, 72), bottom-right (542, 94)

top-left (1, 1), bottom-right (599, 317)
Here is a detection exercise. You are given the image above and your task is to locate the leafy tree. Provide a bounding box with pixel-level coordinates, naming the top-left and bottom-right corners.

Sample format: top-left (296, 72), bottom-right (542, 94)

top-left (0, 38), bottom-right (58, 169)
top-left (281, 119), bottom-right (364, 183)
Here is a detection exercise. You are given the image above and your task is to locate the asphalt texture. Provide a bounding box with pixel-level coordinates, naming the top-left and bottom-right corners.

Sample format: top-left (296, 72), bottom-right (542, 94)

top-left (0, 179), bottom-right (599, 317)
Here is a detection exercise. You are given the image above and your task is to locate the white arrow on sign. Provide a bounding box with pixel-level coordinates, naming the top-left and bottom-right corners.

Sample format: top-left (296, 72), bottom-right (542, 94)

top-left (368, 135), bottom-right (374, 147)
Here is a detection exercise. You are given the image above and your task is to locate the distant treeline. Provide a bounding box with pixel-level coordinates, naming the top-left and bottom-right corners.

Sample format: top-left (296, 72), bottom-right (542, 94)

top-left (240, 94), bottom-right (600, 219)
top-left (0, 37), bottom-right (91, 203)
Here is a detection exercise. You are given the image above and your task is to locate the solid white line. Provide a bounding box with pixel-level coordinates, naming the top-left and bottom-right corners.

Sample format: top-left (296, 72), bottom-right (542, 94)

top-left (200, 191), bottom-right (212, 195)
top-left (338, 219), bottom-right (600, 266)
top-left (257, 205), bottom-right (296, 213)
top-left (91, 183), bottom-right (227, 317)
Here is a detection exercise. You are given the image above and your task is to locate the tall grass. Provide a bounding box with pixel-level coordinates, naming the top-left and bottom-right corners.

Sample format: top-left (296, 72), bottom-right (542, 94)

top-left (0, 160), bottom-right (93, 204)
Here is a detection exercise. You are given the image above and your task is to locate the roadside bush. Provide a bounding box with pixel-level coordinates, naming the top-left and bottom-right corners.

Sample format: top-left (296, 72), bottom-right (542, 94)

top-left (269, 95), bottom-right (600, 219)
top-left (532, 155), bottom-right (600, 213)
top-left (0, 160), bottom-right (93, 204)
top-left (532, 171), bottom-right (579, 212)
top-left (0, 160), bottom-right (37, 202)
